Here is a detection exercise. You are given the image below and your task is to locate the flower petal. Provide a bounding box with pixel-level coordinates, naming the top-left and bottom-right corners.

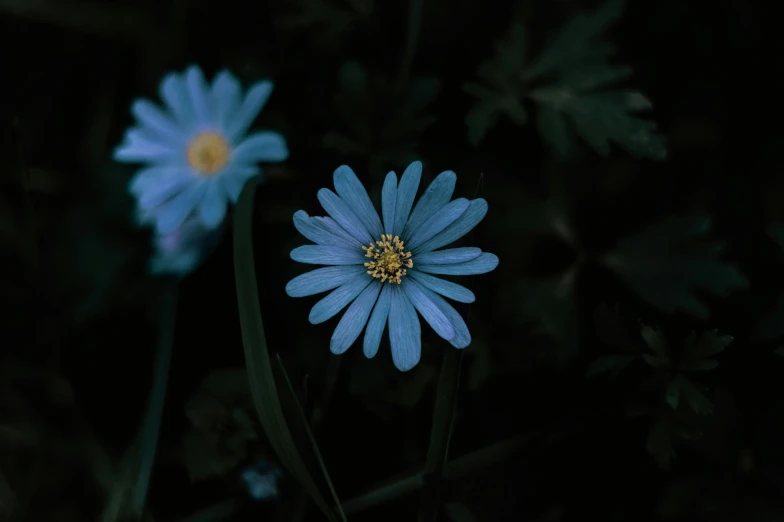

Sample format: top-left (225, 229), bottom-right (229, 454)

top-left (292, 211), bottom-right (357, 248)
top-left (286, 265), bottom-right (365, 297)
top-left (333, 165), bottom-right (383, 239)
top-left (212, 69), bottom-right (242, 132)
top-left (330, 281), bottom-right (382, 354)
top-left (408, 270), bottom-right (475, 303)
top-left (317, 188), bottom-right (373, 244)
top-left (220, 165), bottom-right (260, 202)
top-left (136, 169), bottom-right (194, 210)
top-left (129, 166), bottom-right (185, 197)
top-left (131, 99), bottom-right (185, 142)
top-left (413, 247), bottom-right (481, 265)
top-left (406, 198), bottom-right (469, 251)
top-left (290, 245), bottom-right (367, 265)
top-left (155, 181), bottom-right (209, 234)
top-left (364, 283), bottom-right (392, 358)
top-left (226, 80), bottom-right (274, 143)
top-left (232, 131), bottom-right (288, 163)
top-left (417, 252), bottom-right (499, 276)
top-left (198, 181), bottom-right (227, 228)
top-left (159, 72), bottom-right (194, 127)
top-left (402, 170), bottom-right (456, 238)
top-left (309, 273), bottom-right (372, 324)
top-left (381, 171), bottom-right (397, 235)
top-left (314, 217), bottom-right (363, 248)
top-left (388, 286), bottom-right (421, 371)
top-left (414, 198), bottom-right (488, 253)
top-left (414, 284), bottom-right (472, 348)
top-left (401, 278), bottom-right (455, 341)
top-left (185, 65), bottom-right (214, 127)
top-left (114, 129), bottom-right (180, 163)
top-left (392, 161), bottom-right (422, 236)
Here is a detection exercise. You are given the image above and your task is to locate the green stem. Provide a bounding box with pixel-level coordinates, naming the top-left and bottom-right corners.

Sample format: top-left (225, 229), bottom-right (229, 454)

top-left (397, 0), bottom-right (424, 87)
top-left (130, 282), bottom-right (179, 516)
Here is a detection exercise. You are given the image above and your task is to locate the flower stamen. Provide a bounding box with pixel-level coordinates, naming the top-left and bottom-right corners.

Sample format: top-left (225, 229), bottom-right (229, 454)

top-left (362, 234), bottom-right (413, 284)
top-left (187, 131), bottom-right (231, 175)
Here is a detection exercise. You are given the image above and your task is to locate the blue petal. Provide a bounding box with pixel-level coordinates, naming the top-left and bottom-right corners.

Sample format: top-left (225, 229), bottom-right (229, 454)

top-left (232, 131), bottom-right (288, 163)
top-left (381, 171), bottom-right (397, 235)
top-left (114, 130), bottom-right (180, 163)
top-left (292, 211), bottom-right (357, 248)
top-left (392, 161), bottom-right (422, 236)
top-left (333, 165), bottom-right (383, 239)
top-left (131, 99), bottom-right (185, 142)
top-left (414, 284), bottom-right (472, 348)
top-left (129, 166), bottom-right (185, 197)
top-left (414, 199), bottom-right (488, 253)
top-left (388, 286), bottom-right (421, 371)
top-left (330, 281), bottom-right (382, 354)
top-left (185, 65), bottom-right (214, 127)
top-left (417, 252), bottom-right (499, 276)
top-left (413, 247), bottom-right (481, 265)
top-left (136, 169), bottom-right (193, 210)
top-left (226, 80), bottom-right (274, 143)
top-left (309, 273), bottom-right (372, 324)
top-left (212, 70), bottom-right (242, 132)
top-left (286, 265), bottom-right (365, 297)
top-left (406, 198), bottom-right (469, 251)
top-left (317, 188), bottom-right (373, 244)
top-left (363, 283), bottom-right (392, 358)
top-left (408, 270), bottom-right (475, 303)
top-left (159, 72), bottom-right (194, 128)
top-left (220, 165), bottom-right (260, 202)
top-left (314, 217), bottom-right (363, 248)
top-left (401, 278), bottom-right (455, 341)
top-left (155, 181), bottom-right (208, 234)
top-left (198, 181), bottom-right (227, 228)
top-left (402, 170), bottom-right (456, 238)
top-left (290, 245), bottom-right (367, 265)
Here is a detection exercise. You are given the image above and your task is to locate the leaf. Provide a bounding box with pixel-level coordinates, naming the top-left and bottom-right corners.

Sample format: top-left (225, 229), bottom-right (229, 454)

top-left (464, 0), bottom-right (666, 159)
top-left (640, 323), bottom-right (669, 368)
top-left (601, 216), bottom-right (749, 318)
top-left (233, 179), bottom-right (339, 522)
top-left (444, 502), bottom-right (479, 522)
top-left (679, 330), bottom-right (732, 371)
top-left (586, 354), bottom-right (636, 377)
top-left (666, 375), bottom-right (713, 416)
top-left (514, 268), bottom-right (579, 357)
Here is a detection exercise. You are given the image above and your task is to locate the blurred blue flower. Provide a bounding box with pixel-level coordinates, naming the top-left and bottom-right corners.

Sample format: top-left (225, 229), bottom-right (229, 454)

top-left (115, 65), bottom-right (288, 235)
top-left (285, 161), bottom-right (498, 371)
top-left (240, 458), bottom-right (283, 501)
top-left (138, 208), bottom-right (226, 277)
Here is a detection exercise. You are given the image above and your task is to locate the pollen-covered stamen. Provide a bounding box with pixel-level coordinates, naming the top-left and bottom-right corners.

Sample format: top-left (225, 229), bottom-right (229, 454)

top-left (362, 234), bottom-right (414, 284)
top-left (187, 131), bottom-right (231, 175)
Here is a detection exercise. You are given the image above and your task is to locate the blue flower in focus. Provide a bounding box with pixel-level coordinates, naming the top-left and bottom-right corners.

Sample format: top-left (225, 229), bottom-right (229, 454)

top-left (115, 65), bottom-right (288, 235)
top-left (285, 161), bottom-right (498, 371)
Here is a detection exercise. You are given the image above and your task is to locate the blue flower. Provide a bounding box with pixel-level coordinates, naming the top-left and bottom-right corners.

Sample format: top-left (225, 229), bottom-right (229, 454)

top-left (285, 161), bottom-right (498, 371)
top-left (138, 208), bottom-right (226, 277)
top-left (115, 65), bottom-right (288, 236)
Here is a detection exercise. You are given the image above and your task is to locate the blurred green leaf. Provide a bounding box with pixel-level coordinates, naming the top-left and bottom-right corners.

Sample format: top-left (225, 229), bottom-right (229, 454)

top-left (601, 216), bottom-right (749, 318)
top-left (678, 330), bottom-right (732, 371)
top-left (645, 407), bottom-right (703, 468)
top-left (444, 502), bottom-right (479, 522)
top-left (233, 180), bottom-right (339, 522)
top-left (585, 354), bottom-right (636, 377)
top-left (640, 324), bottom-right (670, 368)
top-left (666, 375), bottom-right (713, 416)
top-left (464, 0), bottom-right (666, 159)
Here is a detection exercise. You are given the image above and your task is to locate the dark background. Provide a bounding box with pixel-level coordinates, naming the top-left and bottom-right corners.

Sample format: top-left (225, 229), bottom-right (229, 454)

top-left (0, 0), bottom-right (779, 521)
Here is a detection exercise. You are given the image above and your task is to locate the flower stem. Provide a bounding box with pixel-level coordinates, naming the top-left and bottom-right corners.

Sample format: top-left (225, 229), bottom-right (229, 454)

top-left (397, 0), bottom-right (425, 87)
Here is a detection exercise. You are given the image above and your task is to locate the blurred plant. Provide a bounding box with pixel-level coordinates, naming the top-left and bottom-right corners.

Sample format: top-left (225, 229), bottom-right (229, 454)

top-left (277, 0), bottom-right (374, 50)
top-left (180, 367), bottom-right (259, 482)
top-left (324, 61), bottom-right (440, 176)
top-left (589, 310), bottom-right (733, 467)
top-left (464, 0), bottom-right (667, 160)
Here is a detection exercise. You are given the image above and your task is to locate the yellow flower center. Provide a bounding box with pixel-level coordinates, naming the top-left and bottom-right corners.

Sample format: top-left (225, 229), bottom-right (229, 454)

top-left (187, 131), bottom-right (231, 175)
top-left (362, 234), bottom-right (413, 284)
